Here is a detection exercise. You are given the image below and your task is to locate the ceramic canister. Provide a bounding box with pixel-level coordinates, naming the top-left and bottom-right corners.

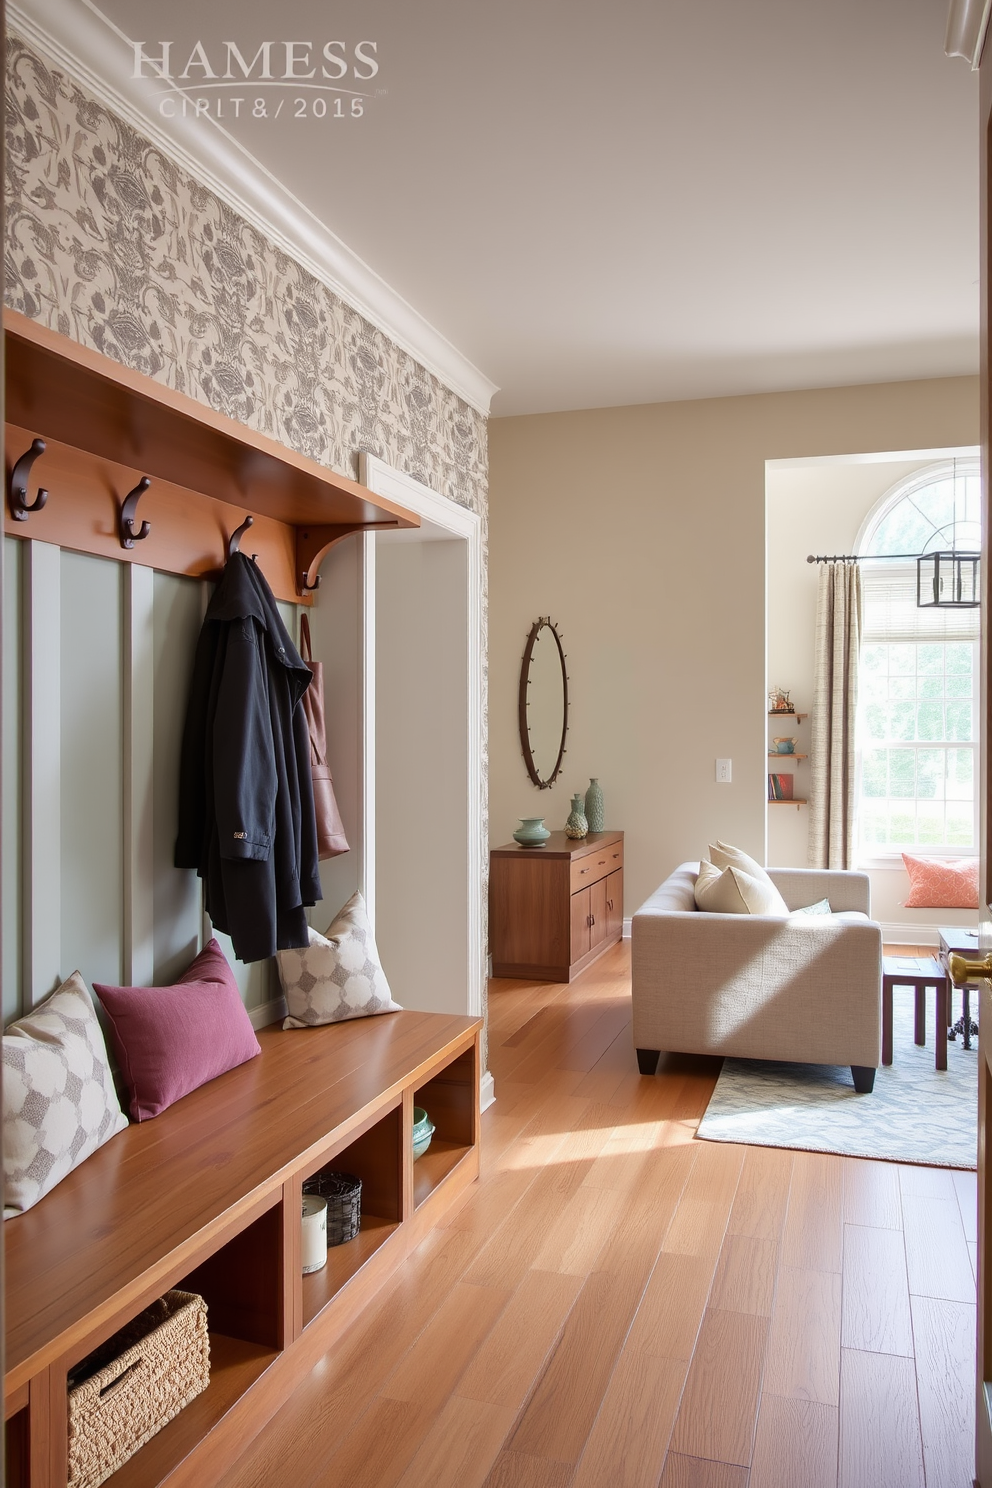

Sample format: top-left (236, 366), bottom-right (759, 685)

top-left (301, 1194), bottom-right (328, 1274)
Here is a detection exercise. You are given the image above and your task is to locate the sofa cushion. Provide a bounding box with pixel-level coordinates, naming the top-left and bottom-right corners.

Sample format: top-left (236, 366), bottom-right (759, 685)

top-left (695, 861), bottom-right (789, 916)
top-left (709, 841), bottom-right (774, 886)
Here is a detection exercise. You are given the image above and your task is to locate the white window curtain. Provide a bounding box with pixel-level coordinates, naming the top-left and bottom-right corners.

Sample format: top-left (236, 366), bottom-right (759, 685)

top-left (809, 561), bottom-right (862, 869)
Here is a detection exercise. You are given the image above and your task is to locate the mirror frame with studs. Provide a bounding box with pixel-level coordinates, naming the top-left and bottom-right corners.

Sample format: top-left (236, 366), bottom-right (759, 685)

top-left (518, 615), bottom-right (569, 789)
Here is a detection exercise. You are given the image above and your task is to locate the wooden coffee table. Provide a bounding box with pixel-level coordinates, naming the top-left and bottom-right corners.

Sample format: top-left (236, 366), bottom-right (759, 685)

top-left (881, 955), bottom-right (950, 1072)
top-left (938, 926), bottom-right (979, 1049)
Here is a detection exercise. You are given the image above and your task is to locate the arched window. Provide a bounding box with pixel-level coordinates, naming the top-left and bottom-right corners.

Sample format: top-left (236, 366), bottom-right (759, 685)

top-left (857, 460), bottom-right (981, 856)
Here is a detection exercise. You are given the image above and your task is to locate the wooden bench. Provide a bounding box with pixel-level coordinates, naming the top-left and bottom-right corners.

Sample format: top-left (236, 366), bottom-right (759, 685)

top-left (4, 1009), bottom-right (481, 1488)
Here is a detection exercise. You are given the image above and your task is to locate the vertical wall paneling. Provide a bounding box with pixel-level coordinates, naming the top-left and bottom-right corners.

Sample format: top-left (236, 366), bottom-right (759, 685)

top-left (3, 540), bottom-right (24, 1021)
top-left (60, 552), bottom-right (124, 990)
top-left (23, 540), bottom-right (61, 1007)
top-left (308, 535), bottom-right (363, 926)
top-left (361, 532), bottom-right (377, 929)
top-left (123, 564), bottom-right (155, 987)
top-left (151, 572), bottom-right (204, 985)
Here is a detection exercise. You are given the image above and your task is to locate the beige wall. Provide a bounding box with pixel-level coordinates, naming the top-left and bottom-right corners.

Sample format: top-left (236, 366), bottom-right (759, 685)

top-left (488, 377), bottom-right (979, 919)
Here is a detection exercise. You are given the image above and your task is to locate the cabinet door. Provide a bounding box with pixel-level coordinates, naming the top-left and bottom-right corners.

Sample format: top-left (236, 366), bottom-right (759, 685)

top-left (589, 877), bottom-right (609, 952)
top-left (570, 886), bottom-right (591, 962)
top-left (605, 868), bottom-right (623, 942)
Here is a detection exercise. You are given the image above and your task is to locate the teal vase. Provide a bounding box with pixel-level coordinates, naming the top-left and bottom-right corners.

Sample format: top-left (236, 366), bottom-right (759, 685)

top-left (584, 778), bottom-right (604, 833)
top-left (565, 794), bottom-right (588, 839)
top-left (514, 817), bottom-right (551, 847)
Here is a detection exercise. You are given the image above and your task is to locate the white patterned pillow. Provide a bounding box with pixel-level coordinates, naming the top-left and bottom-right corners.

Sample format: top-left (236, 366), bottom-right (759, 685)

top-left (278, 891), bottom-right (402, 1029)
top-left (4, 972), bottom-right (129, 1219)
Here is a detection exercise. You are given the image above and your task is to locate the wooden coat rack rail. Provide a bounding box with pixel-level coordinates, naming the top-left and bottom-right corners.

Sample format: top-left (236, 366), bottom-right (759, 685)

top-left (3, 311), bottom-right (420, 604)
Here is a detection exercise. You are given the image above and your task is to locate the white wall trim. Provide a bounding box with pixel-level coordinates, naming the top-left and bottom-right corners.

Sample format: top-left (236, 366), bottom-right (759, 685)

top-left (359, 532), bottom-right (377, 929)
top-left (8, 0), bottom-right (498, 417)
top-left (877, 921), bottom-right (977, 946)
top-left (122, 565), bottom-right (155, 987)
top-left (945, 0), bottom-right (992, 66)
top-left (250, 994), bottom-right (288, 1031)
top-left (623, 917), bottom-right (633, 939)
top-left (480, 1070), bottom-right (496, 1112)
top-left (359, 454), bottom-right (484, 1023)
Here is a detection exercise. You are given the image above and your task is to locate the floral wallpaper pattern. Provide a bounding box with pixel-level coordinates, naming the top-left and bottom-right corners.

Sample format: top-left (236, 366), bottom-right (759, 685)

top-left (4, 34), bottom-right (491, 1054)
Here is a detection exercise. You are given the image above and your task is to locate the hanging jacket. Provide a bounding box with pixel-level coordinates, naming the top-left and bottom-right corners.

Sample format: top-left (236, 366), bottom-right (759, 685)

top-left (175, 552), bottom-right (322, 962)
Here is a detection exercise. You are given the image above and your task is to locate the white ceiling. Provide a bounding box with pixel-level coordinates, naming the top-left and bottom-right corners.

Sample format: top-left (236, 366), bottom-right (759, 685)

top-left (17, 0), bottom-right (980, 415)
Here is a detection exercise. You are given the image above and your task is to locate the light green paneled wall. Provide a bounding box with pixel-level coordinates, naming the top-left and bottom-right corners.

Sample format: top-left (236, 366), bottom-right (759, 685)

top-left (2, 539), bottom-right (304, 1023)
top-left (3, 541), bottom-right (23, 1021)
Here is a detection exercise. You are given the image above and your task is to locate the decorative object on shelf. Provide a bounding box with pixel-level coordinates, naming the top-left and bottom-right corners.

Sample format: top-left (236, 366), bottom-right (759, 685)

top-left (565, 794), bottom-right (588, 839)
top-left (584, 778), bottom-right (605, 832)
top-left (301, 1194), bottom-right (328, 1274)
top-left (7, 436), bottom-right (48, 521)
top-left (768, 687), bottom-right (794, 714)
top-left (303, 1170), bottom-right (362, 1246)
top-left (513, 817), bottom-right (551, 847)
top-left (519, 616), bottom-right (569, 789)
top-left (771, 737), bottom-right (797, 754)
top-left (412, 1107), bottom-right (435, 1160)
top-left (768, 774), bottom-right (795, 801)
top-left (66, 1290), bottom-right (210, 1488)
top-left (117, 476), bottom-right (152, 550)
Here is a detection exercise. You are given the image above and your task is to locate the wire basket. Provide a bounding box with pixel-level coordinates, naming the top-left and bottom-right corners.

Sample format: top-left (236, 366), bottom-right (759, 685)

top-left (302, 1170), bottom-right (362, 1245)
top-left (67, 1290), bottom-right (210, 1488)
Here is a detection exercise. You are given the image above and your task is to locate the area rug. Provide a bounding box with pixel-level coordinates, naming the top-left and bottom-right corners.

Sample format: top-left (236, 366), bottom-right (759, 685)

top-left (696, 987), bottom-right (977, 1168)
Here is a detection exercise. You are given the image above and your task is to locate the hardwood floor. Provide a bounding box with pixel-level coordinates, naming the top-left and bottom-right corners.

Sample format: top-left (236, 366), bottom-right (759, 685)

top-left (218, 941), bottom-right (978, 1488)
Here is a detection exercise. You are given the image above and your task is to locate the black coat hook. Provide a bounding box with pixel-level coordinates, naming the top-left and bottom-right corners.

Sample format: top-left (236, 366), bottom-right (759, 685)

top-left (8, 438), bottom-right (48, 521)
top-left (118, 477), bottom-right (152, 550)
top-left (228, 514), bottom-right (254, 558)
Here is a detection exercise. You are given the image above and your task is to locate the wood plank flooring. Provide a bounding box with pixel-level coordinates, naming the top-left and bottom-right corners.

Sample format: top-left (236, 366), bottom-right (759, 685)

top-left (217, 941), bottom-right (978, 1488)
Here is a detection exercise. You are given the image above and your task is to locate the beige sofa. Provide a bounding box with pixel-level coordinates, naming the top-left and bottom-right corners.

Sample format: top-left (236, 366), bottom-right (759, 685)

top-left (631, 863), bottom-right (882, 1092)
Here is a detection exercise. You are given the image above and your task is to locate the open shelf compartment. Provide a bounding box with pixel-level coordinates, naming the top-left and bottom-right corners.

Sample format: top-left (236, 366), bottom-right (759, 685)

top-left (301, 1103), bottom-right (403, 1329)
top-left (413, 1046), bottom-right (477, 1211)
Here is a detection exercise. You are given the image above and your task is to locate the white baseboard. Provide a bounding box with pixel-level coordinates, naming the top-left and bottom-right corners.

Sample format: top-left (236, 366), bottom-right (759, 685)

top-left (876, 922), bottom-right (976, 946)
top-left (623, 918), bottom-right (632, 938)
top-left (249, 995), bottom-right (287, 1030)
top-left (480, 1069), bottom-right (496, 1112)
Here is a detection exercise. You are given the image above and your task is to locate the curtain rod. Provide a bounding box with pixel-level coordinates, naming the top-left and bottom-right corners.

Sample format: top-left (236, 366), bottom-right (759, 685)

top-left (806, 551), bottom-right (980, 564)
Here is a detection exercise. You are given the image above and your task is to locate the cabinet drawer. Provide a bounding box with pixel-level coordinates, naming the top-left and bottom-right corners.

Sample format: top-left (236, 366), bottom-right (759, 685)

top-left (570, 841), bottom-right (624, 894)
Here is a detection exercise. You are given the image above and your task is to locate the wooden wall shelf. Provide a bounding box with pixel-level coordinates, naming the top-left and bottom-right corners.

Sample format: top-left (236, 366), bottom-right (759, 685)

top-left (4, 311), bottom-right (420, 602)
top-left (4, 1010), bottom-right (480, 1488)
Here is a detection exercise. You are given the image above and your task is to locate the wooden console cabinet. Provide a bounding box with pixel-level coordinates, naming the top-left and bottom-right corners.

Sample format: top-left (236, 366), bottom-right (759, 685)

top-left (4, 1010), bottom-right (480, 1488)
top-left (490, 831), bottom-right (624, 981)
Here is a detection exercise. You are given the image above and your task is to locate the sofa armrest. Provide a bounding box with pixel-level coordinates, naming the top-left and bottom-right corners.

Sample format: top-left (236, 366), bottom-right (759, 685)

top-left (768, 867), bottom-right (871, 915)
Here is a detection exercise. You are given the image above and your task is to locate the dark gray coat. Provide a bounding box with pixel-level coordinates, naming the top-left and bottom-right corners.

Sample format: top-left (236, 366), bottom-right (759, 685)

top-left (175, 553), bottom-right (322, 962)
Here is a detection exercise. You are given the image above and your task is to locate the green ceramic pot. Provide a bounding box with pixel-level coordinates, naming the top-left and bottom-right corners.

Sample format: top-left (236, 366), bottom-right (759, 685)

top-left (513, 817), bottom-right (551, 847)
top-left (412, 1107), bottom-right (435, 1160)
top-left (565, 794), bottom-right (588, 839)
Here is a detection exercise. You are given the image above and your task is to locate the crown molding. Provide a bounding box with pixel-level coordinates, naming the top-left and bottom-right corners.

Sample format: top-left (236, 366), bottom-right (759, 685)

top-left (945, 0), bottom-right (992, 68)
top-left (7, 0), bottom-right (498, 415)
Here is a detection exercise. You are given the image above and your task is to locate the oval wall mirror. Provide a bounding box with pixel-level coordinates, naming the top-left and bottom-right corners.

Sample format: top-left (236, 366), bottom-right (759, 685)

top-left (519, 616), bottom-right (569, 789)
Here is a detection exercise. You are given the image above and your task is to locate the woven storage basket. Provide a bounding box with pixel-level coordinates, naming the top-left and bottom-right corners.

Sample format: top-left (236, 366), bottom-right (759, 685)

top-left (303, 1170), bottom-right (362, 1245)
top-left (67, 1290), bottom-right (210, 1488)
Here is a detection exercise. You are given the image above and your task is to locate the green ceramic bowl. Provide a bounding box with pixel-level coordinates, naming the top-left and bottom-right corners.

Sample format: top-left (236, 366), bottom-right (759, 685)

top-left (412, 1106), bottom-right (435, 1160)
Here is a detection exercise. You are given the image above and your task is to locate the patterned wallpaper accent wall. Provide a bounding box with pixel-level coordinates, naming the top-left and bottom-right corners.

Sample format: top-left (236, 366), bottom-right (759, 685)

top-left (4, 35), bottom-right (490, 1054)
top-left (4, 37), bottom-right (488, 512)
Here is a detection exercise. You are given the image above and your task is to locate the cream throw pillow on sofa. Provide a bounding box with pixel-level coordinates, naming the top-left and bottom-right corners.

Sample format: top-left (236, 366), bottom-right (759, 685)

top-left (695, 860), bottom-right (789, 916)
top-left (709, 841), bottom-right (771, 884)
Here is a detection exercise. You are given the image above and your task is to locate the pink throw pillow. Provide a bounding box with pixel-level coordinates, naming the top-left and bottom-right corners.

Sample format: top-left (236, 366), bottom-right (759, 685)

top-left (94, 940), bottom-right (261, 1121)
top-left (901, 853), bottom-right (979, 910)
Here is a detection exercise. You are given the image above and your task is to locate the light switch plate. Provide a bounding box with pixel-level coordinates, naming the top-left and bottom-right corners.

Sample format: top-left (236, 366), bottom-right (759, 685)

top-left (716, 759), bottom-right (732, 783)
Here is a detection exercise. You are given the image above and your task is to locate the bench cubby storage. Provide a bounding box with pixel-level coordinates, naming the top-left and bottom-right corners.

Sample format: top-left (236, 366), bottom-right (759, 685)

top-left (4, 1010), bottom-right (481, 1488)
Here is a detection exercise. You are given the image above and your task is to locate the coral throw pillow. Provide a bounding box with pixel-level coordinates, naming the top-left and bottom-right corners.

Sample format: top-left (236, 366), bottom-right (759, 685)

top-left (94, 939), bottom-right (261, 1121)
top-left (901, 854), bottom-right (979, 910)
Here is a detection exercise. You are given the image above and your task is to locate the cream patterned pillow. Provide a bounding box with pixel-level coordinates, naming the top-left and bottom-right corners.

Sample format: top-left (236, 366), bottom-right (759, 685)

top-left (695, 862), bottom-right (789, 916)
top-left (3, 972), bottom-right (129, 1219)
top-left (278, 891), bottom-right (403, 1029)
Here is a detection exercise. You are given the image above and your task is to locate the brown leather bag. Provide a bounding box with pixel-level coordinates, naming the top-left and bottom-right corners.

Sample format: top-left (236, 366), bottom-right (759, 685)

top-left (299, 613), bottom-right (350, 860)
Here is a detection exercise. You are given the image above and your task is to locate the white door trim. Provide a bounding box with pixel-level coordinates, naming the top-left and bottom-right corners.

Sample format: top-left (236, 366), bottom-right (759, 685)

top-left (358, 455), bottom-right (485, 1023)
